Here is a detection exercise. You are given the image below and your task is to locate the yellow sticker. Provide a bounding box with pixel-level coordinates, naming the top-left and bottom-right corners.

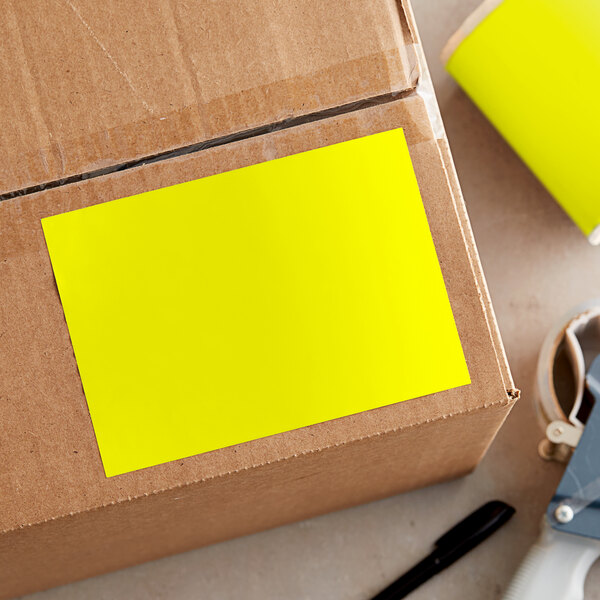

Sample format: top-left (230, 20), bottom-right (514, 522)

top-left (42, 128), bottom-right (470, 477)
top-left (446, 0), bottom-right (600, 238)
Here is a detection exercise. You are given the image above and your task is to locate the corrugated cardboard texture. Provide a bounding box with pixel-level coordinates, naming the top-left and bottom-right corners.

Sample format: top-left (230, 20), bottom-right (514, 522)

top-left (0, 1), bottom-right (516, 597)
top-left (1, 402), bottom-right (511, 599)
top-left (0, 0), bottom-right (417, 196)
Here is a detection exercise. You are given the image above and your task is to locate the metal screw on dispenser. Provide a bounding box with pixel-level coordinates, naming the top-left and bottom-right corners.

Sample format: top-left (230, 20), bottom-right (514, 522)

top-left (554, 503), bottom-right (574, 524)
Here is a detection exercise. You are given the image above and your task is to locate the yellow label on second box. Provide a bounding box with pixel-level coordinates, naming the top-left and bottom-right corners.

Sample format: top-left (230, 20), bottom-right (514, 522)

top-left (446, 0), bottom-right (600, 238)
top-left (42, 128), bottom-right (470, 477)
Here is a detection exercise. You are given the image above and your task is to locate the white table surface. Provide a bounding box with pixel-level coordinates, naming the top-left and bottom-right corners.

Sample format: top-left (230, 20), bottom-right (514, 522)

top-left (22, 1), bottom-right (600, 598)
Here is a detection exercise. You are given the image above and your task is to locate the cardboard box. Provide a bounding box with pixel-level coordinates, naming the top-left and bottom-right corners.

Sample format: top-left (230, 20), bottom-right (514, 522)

top-left (0, 1), bottom-right (517, 597)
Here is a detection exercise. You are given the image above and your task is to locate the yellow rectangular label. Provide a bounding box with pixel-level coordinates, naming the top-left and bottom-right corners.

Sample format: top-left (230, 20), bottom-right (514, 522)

top-left (42, 128), bottom-right (470, 477)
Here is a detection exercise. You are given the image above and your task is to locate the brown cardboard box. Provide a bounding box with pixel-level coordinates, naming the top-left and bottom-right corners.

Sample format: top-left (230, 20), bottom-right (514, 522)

top-left (0, 1), bottom-right (516, 598)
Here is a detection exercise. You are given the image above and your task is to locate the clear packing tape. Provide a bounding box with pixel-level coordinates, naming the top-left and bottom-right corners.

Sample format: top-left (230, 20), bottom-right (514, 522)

top-left (413, 43), bottom-right (446, 142)
top-left (444, 0), bottom-right (600, 243)
top-left (0, 87), bottom-right (417, 201)
top-left (0, 0), bottom-right (429, 201)
top-left (0, 37), bottom-right (447, 204)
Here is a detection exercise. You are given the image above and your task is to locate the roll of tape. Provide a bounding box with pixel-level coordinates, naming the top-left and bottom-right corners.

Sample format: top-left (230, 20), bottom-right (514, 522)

top-left (536, 300), bottom-right (600, 430)
top-left (444, 0), bottom-right (600, 242)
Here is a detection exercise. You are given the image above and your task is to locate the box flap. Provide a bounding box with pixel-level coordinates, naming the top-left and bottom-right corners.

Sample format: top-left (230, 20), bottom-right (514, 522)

top-left (0, 0), bottom-right (417, 196)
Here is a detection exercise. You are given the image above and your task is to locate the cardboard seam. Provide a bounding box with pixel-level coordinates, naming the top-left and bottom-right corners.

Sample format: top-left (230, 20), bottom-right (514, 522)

top-left (395, 0), bottom-right (419, 45)
top-left (2, 394), bottom-right (516, 536)
top-left (389, 0), bottom-right (419, 77)
top-left (0, 87), bottom-right (419, 203)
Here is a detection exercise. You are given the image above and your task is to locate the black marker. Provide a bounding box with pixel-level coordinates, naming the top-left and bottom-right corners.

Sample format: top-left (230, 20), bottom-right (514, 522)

top-left (372, 500), bottom-right (516, 600)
